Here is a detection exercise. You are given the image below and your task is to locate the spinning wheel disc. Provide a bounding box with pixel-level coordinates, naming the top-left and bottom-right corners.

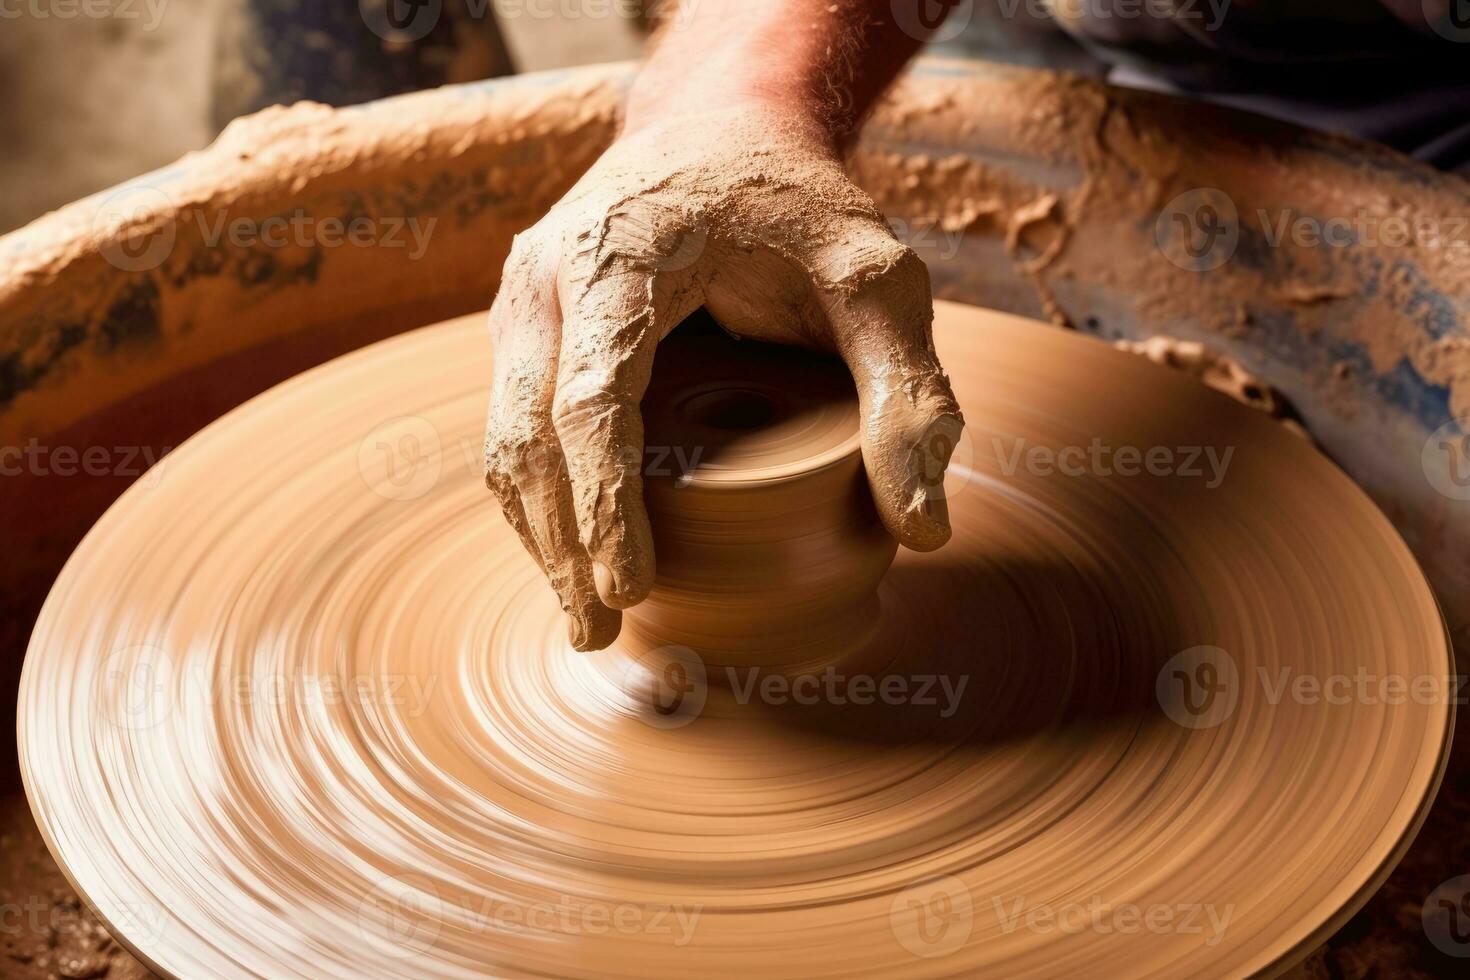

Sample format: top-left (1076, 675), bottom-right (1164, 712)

top-left (19, 302), bottom-right (1452, 978)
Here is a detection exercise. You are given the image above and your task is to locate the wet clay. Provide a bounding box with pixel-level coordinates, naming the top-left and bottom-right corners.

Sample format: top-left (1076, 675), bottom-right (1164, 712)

top-left (482, 107), bottom-right (962, 651)
top-left (19, 302), bottom-right (1451, 978)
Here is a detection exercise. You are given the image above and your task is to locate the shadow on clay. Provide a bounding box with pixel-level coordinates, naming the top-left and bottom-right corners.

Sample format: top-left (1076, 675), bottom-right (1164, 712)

top-left (736, 549), bottom-right (1193, 750)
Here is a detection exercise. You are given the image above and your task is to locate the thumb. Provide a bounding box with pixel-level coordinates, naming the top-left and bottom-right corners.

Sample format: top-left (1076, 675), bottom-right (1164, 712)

top-left (821, 246), bottom-right (964, 551)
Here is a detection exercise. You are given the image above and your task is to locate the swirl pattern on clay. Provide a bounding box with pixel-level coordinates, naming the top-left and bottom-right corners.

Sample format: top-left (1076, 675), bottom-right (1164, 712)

top-left (19, 302), bottom-right (1452, 979)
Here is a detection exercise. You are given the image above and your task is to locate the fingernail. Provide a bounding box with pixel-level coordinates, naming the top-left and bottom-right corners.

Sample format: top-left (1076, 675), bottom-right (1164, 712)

top-left (903, 486), bottom-right (952, 552)
top-left (594, 560), bottom-right (642, 609)
top-left (593, 561), bottom-right (618, 603)
top-left (567, 609), bottom-right (590, 650)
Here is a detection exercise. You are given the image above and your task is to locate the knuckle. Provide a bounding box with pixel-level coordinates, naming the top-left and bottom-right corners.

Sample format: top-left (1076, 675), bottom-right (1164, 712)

top-left (485, 428), bottom-right (562, 486)
top-left (492, 234), bottom-right (554, 331)
top-left (572, 194), bottom-right (706, 276)
top-left (811, 220), bottom-right (929, 297)
top-left (500, 230), bottom-right (554, 289)
top-left (505, 229), bottom-right (543, 267)
top-left (552, 370), bottom-right (629, 440)
top-left (872, 239), bottom-right (931, 295)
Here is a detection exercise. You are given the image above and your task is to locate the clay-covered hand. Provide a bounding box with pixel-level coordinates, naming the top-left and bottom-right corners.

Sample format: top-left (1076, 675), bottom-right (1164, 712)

top-left (484, 108), bottom-right (963, 651)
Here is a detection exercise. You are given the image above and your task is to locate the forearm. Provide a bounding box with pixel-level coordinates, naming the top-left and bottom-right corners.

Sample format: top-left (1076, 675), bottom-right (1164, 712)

top-left (626, 0), bottom-right (961, 143)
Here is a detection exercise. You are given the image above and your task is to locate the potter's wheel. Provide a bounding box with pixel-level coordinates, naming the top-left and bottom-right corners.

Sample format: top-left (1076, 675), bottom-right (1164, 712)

top-left (19, 301), bottom-right (1452, 978)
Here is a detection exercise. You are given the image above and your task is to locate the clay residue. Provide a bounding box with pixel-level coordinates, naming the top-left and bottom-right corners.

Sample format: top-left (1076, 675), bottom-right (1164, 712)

top-left (0, 66), bottom-right (628, 446)
top-left (1114, 335), bottom-right (1311, 440)
top-left (853, 62), bottom-right (1470, 424)
top-left (484, 108), bottom-right (962, 647)
top-left (0, 59), bottom-right (1464, 979)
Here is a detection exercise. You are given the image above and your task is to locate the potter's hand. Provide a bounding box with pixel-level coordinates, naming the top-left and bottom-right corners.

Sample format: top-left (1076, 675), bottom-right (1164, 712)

top-left (483, 1), bottom-right (964, 651)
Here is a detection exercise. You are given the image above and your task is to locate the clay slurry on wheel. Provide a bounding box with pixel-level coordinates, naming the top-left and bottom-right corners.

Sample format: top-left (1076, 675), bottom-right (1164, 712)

top-left (18, 301), bottom-right (1453, 978)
